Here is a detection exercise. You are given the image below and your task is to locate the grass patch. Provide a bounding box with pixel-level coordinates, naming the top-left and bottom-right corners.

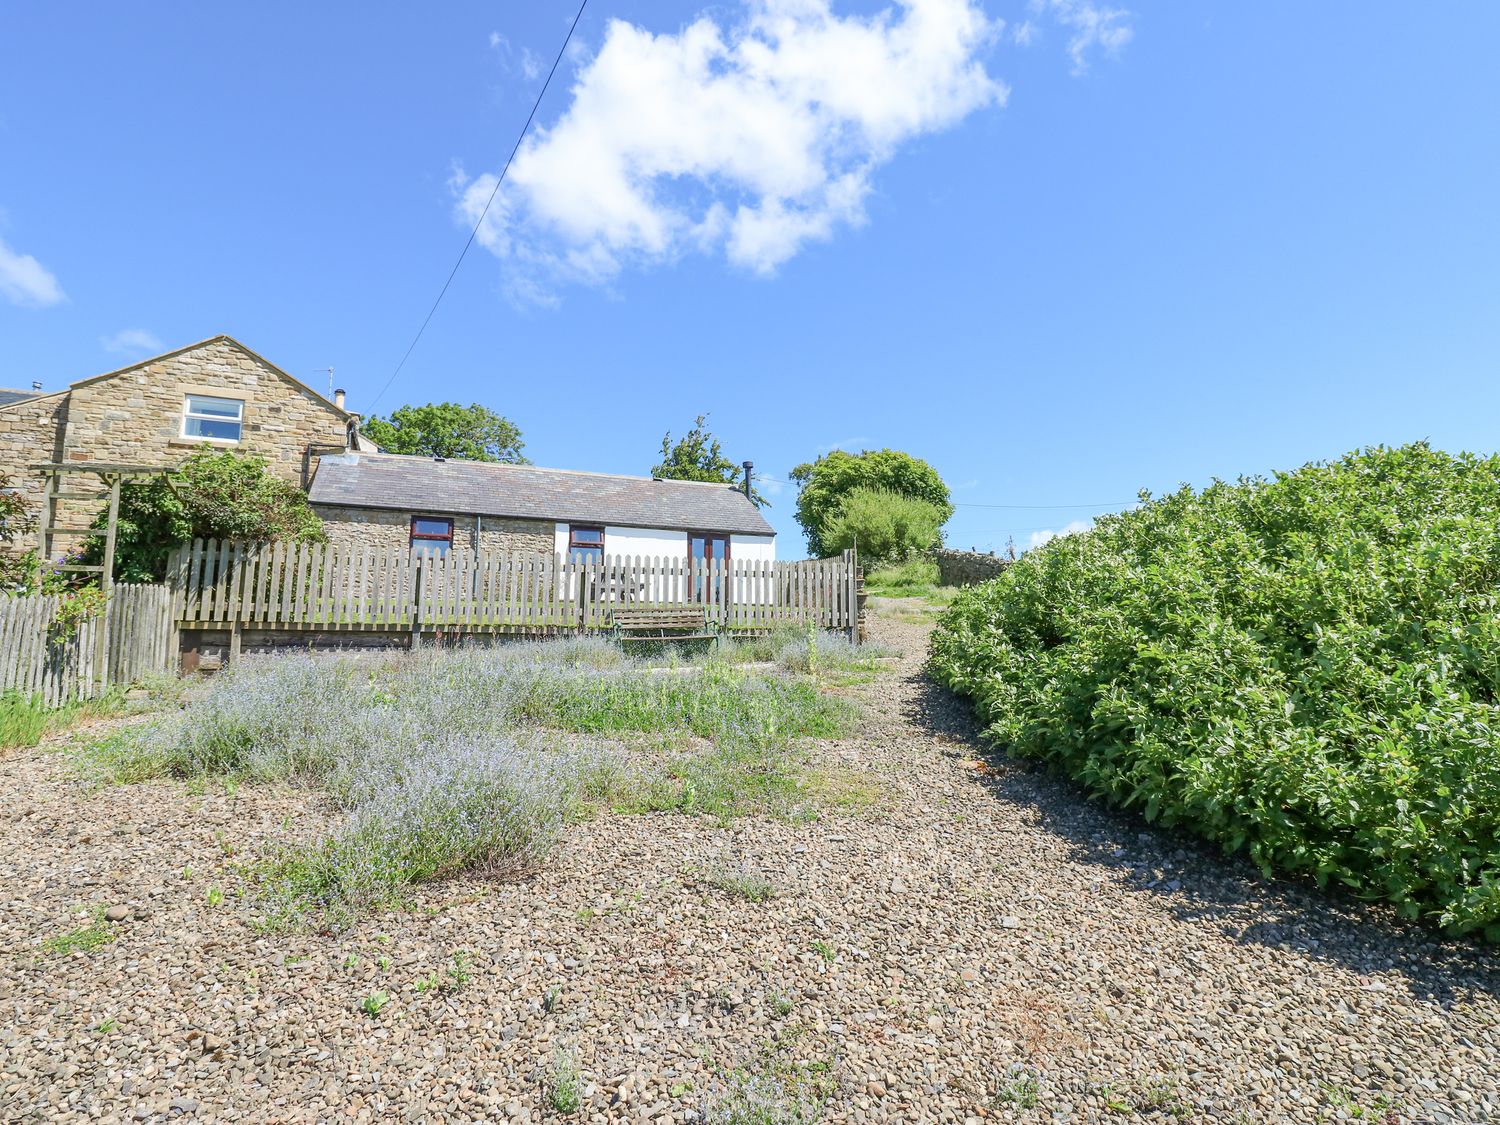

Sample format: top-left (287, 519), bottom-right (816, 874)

top-left (863, 558), bottom-right (959, 604)
top-left (2, 689), bottom-right (128, 751)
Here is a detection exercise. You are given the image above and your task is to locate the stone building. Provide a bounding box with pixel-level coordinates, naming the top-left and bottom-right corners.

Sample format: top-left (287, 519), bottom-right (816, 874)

top-left (309, 451), bottom-right (776, 565)
top-left (0, 334), bottom-right (776, 567)
top-left (0, 336), bottom-right (355, 553)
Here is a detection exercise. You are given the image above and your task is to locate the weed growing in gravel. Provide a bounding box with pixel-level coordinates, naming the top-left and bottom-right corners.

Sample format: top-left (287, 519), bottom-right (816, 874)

top-left (701, 1025), bottom-right (836, 1125)
top-left (1318, 1085), bottom-right (1399, 1122)
top-left (991, 1066), bottom-right (1040, 1109)
top-left (359, 991), bottom-right (389, 1017)
top-left (414, 951), bottom-right (473, 997)
top-left (549, 1047), bottom-right (582, 1114)
top-left (703, 860), bottom-right (777, 903)
top-left (810, 941), bottom-right (836, 964)
top-left (41, 909), bottom-right (115, 956)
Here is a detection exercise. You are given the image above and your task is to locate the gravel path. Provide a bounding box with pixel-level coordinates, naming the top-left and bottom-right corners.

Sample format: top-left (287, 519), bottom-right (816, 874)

top-left (2, 616), bottom-right (1498, 1123)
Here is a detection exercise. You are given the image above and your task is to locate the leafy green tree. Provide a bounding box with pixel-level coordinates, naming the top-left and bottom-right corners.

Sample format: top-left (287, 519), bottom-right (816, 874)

top-left (821, 487), bottom-right (945, 564)
top-left (789, 449), bottom-right (952, 557)
top-left (80, 448), bottom-right (325, 582)
top-left (363, 402), bottom-right (527, 463)
top-left (652, 414), bottom-right (767, 506)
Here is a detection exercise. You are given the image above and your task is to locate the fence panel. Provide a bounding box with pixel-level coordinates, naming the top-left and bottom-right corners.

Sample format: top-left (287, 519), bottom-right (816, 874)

top-left (0, 583), bottom-right (175, 706)
top-left (165, 543), bottom-right (859, 635)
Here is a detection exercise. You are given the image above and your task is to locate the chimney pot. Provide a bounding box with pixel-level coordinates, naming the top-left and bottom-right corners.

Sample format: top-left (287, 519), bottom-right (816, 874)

top-left (741, 460), bottom-right (754, 501)
top-left (334, 387), bottom-right (346, 409)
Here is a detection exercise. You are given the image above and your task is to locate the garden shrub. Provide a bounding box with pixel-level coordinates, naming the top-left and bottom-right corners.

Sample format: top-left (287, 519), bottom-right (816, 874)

top-left (928, 443), bottom-right (1500, 938)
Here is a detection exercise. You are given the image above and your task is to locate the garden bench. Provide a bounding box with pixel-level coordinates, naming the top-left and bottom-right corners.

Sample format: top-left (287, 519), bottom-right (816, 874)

top-left (611, 607), bottom-right (718, 645)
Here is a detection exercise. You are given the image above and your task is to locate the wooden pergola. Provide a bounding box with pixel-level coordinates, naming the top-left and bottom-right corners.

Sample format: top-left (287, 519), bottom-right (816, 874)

top-left (31, 461), bottom-right (176, 683)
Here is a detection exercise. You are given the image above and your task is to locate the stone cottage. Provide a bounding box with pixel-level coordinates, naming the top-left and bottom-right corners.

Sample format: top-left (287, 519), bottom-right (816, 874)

top-left (0, 335), bottom-right (775, 567)
top-left (308, 451), bottom-right (776, 565)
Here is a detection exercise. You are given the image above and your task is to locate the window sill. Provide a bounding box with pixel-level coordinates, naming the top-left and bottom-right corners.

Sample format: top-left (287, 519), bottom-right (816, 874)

top-left (170, 436), bottom-right (242, 448)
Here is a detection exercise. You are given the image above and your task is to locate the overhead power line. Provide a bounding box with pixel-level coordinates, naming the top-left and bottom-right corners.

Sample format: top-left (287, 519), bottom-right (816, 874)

top-left (369, 0), bottom-right (591, 412)
top-left (753, 473), bottom-right (1133, 511)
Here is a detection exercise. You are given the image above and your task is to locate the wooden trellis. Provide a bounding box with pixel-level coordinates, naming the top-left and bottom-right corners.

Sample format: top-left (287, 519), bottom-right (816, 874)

top-left (31, 461), bottom-right (174, 685)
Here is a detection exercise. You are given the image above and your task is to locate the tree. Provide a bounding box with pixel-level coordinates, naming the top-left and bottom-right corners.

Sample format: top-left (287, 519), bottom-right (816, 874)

top-left (789, 448), bottom-right (952, 557)
top-left (363, 402), bottom-right (527, 463)
top-left (652, 414), bottom-right (767, 506)
top-left (79, 448), bottom-right (325, 583)
top-left (821, 488), bottom-right (945, 565)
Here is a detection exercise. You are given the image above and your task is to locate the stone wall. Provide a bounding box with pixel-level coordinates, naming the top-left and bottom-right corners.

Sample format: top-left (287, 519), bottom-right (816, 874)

top-left (932, 547), bottom-right (1012, 587)
top-left (314, 505), bottom-right (556, 556)
top-left (62, 338), bottom-right (347, 485)
top-left (0, 390), bottom-right (69, 519)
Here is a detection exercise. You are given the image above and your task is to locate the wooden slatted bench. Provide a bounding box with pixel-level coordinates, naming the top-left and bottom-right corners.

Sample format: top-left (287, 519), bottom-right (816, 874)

top-left (611, 606), bottom-right (718, 645)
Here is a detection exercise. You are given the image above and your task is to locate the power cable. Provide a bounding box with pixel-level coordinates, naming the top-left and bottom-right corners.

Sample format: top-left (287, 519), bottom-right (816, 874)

top-left (369, 0), bottom-right (591, 412)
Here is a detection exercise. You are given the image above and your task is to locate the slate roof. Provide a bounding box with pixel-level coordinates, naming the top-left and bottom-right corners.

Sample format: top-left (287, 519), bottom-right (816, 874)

top-left (309, 453), bottom-right (775, 537)
top-left (0, 389), bottom-right (42, 408)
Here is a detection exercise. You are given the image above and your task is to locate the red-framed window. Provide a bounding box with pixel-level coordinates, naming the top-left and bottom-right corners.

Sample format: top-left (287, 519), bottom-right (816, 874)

top-left (568, 525), bottom-right (605, 562)
top-left (410, 516), bottom-right (454, 558)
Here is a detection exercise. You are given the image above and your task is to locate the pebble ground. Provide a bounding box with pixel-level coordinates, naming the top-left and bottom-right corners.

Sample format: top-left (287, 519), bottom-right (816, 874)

top-left (2, 614), bottom-right (1497, 1123)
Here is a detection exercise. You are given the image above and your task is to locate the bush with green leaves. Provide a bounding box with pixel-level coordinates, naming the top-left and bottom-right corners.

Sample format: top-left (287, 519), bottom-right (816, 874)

top-left (79, 447), bottom-right (324, 582)
top-left (820, 487), bottom-right (944, 565)
top-left (929, 443), bottom-right (1500, 939)
top-left (789, 448), bottom-right (951, 558)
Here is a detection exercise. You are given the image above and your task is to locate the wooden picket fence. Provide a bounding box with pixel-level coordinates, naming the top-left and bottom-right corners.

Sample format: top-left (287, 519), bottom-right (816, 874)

top-left (0, 583), bottom-right (176, 706)
top-left (168, 539), bottom-right (861, 635)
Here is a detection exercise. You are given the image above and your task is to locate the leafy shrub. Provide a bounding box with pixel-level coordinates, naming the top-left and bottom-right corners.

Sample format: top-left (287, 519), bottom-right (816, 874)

top-left (789, 448), bottom-right (951, 558)
top-left (929, 443), bottom-right (1500, 938)
top-left (80, 448), bottom-right (324, 583)
top-left (820, 487), bottom-right (944, 565)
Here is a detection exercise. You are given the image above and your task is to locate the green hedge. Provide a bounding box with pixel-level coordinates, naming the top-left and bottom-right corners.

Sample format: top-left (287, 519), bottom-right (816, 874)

top-left (928, 444), bottom-right (1500, 939)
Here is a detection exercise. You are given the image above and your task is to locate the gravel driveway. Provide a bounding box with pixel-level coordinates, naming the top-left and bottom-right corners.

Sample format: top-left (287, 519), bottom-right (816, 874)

top-left (2, 616), bottom-right (1497, 1123)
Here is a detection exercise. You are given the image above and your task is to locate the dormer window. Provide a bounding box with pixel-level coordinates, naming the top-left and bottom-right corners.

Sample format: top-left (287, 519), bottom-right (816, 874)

top-left (183, 394), bottom-right (243, 442)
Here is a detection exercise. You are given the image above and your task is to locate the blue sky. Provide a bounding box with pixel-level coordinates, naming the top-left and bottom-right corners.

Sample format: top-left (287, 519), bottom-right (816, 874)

top-left (2, 2), bottom-right (1497, 553)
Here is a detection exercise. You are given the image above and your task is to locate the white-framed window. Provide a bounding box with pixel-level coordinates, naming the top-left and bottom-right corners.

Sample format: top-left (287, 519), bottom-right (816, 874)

top-left (182, 394), bottom-right (244, 442)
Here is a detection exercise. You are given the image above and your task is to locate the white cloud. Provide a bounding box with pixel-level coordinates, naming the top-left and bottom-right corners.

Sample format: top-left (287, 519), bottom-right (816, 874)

top-left (457, 0), bottom-right (1006, 298)
top-left (489, 31), bottom-right (505, 49)
top-left (101, 328), bottom-right (163, 355)
top-left (1031, 0), bottom-right (1133, 75)
top-left (520, 47), bottom-right (544, 82)
top-left (0, 234), bottom-right (65, 308)
top-left (1028, 518), bottom-right (1092, 549)
top-left (755, 474), bottom-right (787, 497)
top-left (1011, 20), bottom-right (1036, 46)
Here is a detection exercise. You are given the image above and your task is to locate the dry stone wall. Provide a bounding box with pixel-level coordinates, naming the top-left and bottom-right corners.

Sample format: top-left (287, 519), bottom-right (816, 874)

top-left (932, 547), bottom-right (1011, 587)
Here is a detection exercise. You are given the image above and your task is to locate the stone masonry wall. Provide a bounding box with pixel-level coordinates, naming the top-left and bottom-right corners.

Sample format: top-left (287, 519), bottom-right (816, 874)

top-left (62, 338), bottom-right (347, 485)
top-left (0, 391), bottom-right (70, 518)
top-left (932, 547), bottom-right (1012, 587)
top-left (314, 506), bottom-right (556, 556)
